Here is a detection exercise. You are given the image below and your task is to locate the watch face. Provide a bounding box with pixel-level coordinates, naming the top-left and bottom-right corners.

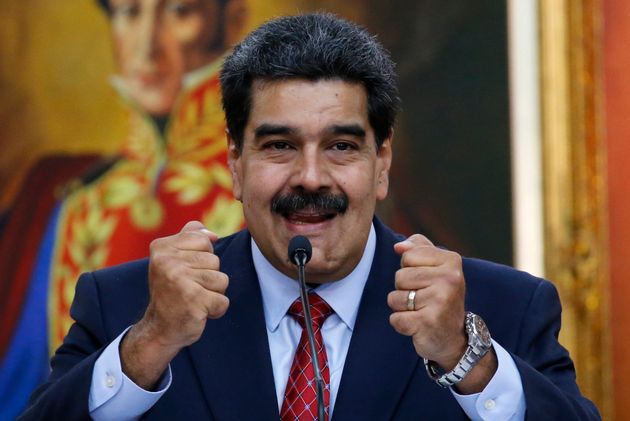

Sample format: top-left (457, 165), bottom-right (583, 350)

top-left (467, 312), bottom-right (492, 349)
top-left (474, 317), bottom-right (492, 344)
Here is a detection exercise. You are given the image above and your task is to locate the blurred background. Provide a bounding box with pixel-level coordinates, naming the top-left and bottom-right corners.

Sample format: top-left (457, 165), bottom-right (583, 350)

top-left (0, 0), bottom-right (626, 419)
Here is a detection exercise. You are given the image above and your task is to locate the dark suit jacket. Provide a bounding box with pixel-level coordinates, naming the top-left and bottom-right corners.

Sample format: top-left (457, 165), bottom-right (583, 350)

top-left (21, 219), bottom-right (599, 420)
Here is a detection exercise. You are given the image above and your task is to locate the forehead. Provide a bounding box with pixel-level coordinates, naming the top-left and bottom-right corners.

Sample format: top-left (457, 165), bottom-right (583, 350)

top-left (107, 0), bottom-right (219, 18)
top-left (246, 78), bottom-right (371, 133)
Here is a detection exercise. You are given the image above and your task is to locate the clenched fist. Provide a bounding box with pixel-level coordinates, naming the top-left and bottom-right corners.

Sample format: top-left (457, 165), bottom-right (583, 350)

top-left (121, 221), bottom-right (229, 389)
top-left (387, 234), bottom-right (496, 393)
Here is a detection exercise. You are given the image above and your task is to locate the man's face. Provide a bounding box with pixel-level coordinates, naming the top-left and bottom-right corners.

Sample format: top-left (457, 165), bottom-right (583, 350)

top-left (109, 0), bottom-right (225, 116)
top-left (229, 79), bottom-right (392, 283)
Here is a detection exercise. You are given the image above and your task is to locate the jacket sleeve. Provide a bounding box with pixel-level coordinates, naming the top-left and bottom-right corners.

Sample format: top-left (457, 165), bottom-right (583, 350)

top-left (513, 280), bottom-right (600, 420)
top-left (18, 272), bottom-right (109, 421)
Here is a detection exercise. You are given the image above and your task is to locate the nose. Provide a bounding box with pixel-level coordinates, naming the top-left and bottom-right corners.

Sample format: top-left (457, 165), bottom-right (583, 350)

top-left (137, 8), bottom-right (162, 61)
top-left (289, 146), bottom-right (333, 192)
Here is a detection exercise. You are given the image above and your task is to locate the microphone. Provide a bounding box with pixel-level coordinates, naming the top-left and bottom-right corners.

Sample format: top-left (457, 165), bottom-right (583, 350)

top-left (288, 236), bottom-right (325, 421)
top-left (288, 235), bottom-right (312, 266)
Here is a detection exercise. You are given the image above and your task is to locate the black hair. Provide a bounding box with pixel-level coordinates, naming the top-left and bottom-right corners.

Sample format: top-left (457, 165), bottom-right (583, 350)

top-left (220, 13), bottom-right (400, 149)
top-left (96, 0), bottom-right (110, 12)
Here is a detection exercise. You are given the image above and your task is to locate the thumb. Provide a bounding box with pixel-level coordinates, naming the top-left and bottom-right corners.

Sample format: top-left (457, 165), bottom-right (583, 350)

top-left (180, 221), bottom-right (219, 242)
top-left (394, 234), bottom-right (434, 255)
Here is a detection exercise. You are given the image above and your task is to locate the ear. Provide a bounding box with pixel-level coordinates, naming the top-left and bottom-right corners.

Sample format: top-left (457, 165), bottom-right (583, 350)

top-left (227, 130), bottom-right (243, 201)
top-left (224, 0), bottom-right (249, 47)
top-left (375, 133), bottom-right (393, 201)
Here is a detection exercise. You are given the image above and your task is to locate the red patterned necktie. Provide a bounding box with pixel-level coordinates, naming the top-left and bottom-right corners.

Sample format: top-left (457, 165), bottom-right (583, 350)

top-left (280, 293), bottom-right (334, 421)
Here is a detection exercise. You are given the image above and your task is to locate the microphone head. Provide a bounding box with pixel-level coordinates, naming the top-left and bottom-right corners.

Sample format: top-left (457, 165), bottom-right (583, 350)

top-left (288, 235), bottom-right (312, 266)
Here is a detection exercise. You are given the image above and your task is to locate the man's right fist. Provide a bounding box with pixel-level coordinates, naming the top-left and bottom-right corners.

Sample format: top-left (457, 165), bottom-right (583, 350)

top-left (121, 221), bottom-right (229, 389)
top-left (144, 220), bottom-right (229, 348)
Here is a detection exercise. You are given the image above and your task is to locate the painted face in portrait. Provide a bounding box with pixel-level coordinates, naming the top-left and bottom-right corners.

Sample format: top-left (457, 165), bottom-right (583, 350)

top-left (109, 0), bottom-right (247, 116)
top-left (228, 79), bottom-right (393, 283)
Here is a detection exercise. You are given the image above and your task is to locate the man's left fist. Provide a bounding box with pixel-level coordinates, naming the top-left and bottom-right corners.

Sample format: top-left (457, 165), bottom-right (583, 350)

top-left (387, 234), bottom-right (467, 371)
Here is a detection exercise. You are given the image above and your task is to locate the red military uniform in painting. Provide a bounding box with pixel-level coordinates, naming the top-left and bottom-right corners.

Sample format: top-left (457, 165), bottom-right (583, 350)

top-left (48, 62), bottom-right (244, 351)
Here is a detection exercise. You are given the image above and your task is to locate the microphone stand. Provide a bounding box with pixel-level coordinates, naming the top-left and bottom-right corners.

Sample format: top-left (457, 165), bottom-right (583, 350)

top-left (290, 236), bottom-right (326, 421)
top-left (296, 259), bottom-right (326, 421)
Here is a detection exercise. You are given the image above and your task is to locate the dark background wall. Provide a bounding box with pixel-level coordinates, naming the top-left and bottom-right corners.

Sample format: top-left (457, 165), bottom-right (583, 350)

top-left (358, 0), bottom-right (513, 264)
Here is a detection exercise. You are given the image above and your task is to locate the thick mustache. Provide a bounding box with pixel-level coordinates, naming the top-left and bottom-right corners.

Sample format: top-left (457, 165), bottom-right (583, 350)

top-left (271, 191), bottom-right (348, 215)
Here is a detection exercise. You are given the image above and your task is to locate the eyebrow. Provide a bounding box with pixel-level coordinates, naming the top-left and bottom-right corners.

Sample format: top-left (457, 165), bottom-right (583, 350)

top-left (254, 124), bottom-right (297, 138)
top-left (253, 123), bottom-right (367, 139)
top-left (326, 124), bottom-right (366, 138)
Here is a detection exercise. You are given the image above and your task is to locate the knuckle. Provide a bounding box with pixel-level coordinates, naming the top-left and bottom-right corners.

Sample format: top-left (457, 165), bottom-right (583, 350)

top-left (400, 320), bottom-right (414, 336)
top-left (389, 313), bottom-right (402, 332)
top-left (391, 313), bottom-right (414, 336)
top-left (208, 253), bottom-right (220, 270)
top-left (182, 231), bottom-right (211, 250)
top-left (387, 291), bottom-right (398, 309)
top-left (200, 271), bottom-right (228, 293)
top-left (189, 307), bottom-right (208, 324)
top-left (182, 220), bottom-right (204, 232)
top-left (433, 290), bottom-right (449, 307)
top-left (207, 295), bottom-right (229, 319)
top-left (425, 311), bottom-right (441, 330)
top-left (165, 264), bottom-right (185, 283)
top-left (409, 233), bottom-right (432, 246)
top-left (150, 248), bottom-right (168, 267)
top-left (442, 266), bottom-right (463, 289)
top-left (179, 231), bottom-right (198, 243)
top-left (407, 234), bottom-right (424, 243)
top-left (448, 269), bottom-right (464, 286)
top-left (149, 238), bottom-right (162, 253)
top-left (215, 273), bottom-right (229, 293)
top-left (396, 267), bottom-right (418, 289)
top-left (394, 269), bottom-right (406, 289)
top-left (181, 284), bottom-right (200, 304)
top-left (449, 250), bottom-right (462, 262)
top-left (400, 252), bottom-right (412, 268)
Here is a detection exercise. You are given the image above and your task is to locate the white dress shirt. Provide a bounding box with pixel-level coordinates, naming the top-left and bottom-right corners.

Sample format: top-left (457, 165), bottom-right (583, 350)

top-left (89, 224), bottom-right (526, 420)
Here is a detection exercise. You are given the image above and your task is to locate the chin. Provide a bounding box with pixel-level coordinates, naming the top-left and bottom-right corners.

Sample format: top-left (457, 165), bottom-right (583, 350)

top-left (140, 100), bottom-right (175, 118)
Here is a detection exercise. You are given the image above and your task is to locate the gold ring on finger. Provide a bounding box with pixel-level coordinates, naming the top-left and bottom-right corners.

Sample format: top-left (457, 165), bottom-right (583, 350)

top-left (406, 290), bottom-right (416, 311)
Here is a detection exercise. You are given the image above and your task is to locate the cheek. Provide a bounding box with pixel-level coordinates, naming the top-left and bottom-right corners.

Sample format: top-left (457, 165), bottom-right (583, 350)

top-left (173, 17), bottom-right (205, 44)
top-left (340, 167), bottom-right (380, 202)
top-left (112, 32), bottom-right (134, 75)
top-left (173, 17), bottom-right (218, 71)
top-left (241, 164), bottom-right (286, 203)
top-left (161, 36), bottom-right (186, 72)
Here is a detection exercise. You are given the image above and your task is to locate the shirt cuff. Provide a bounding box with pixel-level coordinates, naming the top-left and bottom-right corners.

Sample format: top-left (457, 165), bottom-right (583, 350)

top-left (450, 339), bottom-right (526, 421)
top-left (89, 326), bottom-right (172, 421)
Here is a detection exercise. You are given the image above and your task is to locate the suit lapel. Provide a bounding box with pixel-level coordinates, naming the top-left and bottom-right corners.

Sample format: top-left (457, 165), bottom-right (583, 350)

top-left (332, 220), bottom-right (422, 420)
top-left (186, 230), bottom-right (279, 420)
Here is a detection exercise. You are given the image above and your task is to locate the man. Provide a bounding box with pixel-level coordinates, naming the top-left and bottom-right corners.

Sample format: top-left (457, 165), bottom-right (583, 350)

top-left (21, 13), bottom-right (599, 420)
top-left (0, 0), bottom-right (246, 418)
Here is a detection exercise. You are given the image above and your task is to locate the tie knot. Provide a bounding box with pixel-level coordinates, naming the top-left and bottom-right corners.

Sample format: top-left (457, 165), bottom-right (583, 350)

top-left (288, 293), bottom-right (333, 329)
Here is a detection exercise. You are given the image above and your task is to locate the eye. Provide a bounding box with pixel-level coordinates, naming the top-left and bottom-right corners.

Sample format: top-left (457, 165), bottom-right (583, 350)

top-left (331, 142), bottom-right (356, 151)
top-left (112, 3), bottom-right (140, 18)
top-left (166, 1), bottom-right (195, 17)
top-left (266, 141), bottom-right (292, 150)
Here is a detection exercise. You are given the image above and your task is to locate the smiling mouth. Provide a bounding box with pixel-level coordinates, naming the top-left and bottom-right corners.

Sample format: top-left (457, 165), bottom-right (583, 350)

top-left (283, 209), bottom-right (338, 225)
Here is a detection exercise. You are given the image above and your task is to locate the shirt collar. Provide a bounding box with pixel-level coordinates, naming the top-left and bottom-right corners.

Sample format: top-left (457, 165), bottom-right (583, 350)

top-left (253, 224), bottom-right (377, 333)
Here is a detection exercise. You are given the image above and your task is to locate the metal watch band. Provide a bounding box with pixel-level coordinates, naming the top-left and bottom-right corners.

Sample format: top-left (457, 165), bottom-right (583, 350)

top-left (423, 312), bottom-right (492, 388)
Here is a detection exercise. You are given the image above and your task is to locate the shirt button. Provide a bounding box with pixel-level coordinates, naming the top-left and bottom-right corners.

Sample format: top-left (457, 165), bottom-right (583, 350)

top-left (105, 375), bottom-right (116, 388)
top-left (484, 399), bottom-right (496, 410)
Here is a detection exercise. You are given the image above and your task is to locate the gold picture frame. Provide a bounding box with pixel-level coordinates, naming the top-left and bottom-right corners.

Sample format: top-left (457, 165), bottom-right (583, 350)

top-left (539, 0), bottom-right (611, 418)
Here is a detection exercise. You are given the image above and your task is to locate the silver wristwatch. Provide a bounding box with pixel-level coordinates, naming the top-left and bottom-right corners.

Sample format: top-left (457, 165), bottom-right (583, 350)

top-left (424, 312), bottom-right (492, 388)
